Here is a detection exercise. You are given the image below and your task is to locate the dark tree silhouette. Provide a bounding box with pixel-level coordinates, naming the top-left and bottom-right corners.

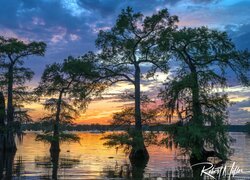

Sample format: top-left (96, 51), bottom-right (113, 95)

top-left (0, 92), bottom-right (5, 151)
top-left (51, 150), bottom-right (59, 180)
top-left (96, 7), bottom-right (178, 161)
top-left (35, 53), bottom-right (105, 153)
top-left (0, 36), bottom-right (46, 151)
top-left (103, 106), bottom-right (159, 149)
top-left (159, 27), bottom-right (250, 164)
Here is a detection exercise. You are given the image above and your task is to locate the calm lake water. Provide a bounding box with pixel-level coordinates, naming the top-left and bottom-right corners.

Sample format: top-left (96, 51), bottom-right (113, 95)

top-left (1, 132), bottom-right (250, 179)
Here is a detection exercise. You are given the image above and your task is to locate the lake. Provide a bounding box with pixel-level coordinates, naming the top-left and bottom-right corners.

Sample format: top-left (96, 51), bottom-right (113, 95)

top-left (1, 132), bottom-right (250, 179)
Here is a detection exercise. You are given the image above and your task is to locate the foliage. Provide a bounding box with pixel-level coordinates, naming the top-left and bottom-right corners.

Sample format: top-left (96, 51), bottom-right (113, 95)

top-left (35, 53), bottom-right (105, 106)
top-left (110, 107), bottom-right (158, 127)
top-left (98, 7), bottom-right (180, 158)
top-left (35, 53), bottom-right (106, 116)
top-left (159, 27), bottom-right (250, 161)
top-left (96, 7), bottom-right (178, 133)
top-left (42, 98), bottom-right (77, 124)
top-left (36, 132), bottom-right (80, 144)
top-left (103, 130), bottom-right (158, 154)
top-left (0, 36), bottom-right (46, 124)
top-left (96, 7), bottom-right (177, 77)
top-left (35, 53), bottom-right (106, 144)
top-left (103, 103), bottom-right (159, 153)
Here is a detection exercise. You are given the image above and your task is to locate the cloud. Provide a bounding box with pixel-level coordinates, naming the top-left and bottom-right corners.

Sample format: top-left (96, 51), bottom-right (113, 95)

top-left (69, 34), bottom-right (80, 41)
top-left (32, 17), bottom-right (45, 26)
top-left (50, 27), bottom-right (67, 44)
top-left (226, 23), bottom-right (250, 50)
top-left (171, 0), bottom-right (250, 29)
top-left (1, 0), bottom-right (247, 60)
top-left (226, 87), bottom-right (250, 124)
top-left (0, 0), bottom-right (249, 124)
top-left (228, 98), bottom-right (250, 125)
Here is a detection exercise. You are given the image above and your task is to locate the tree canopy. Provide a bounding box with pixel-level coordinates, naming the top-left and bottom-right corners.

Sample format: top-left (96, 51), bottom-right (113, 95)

top-left (35, 53), bottom-right (106, 152)
top-left (96, 7), bottom-right (178, 97)
top-left (97, 7), bottom-right (178, 160)
top-left (0, 37), bottom-right (46, 123)
top-left (0, 36), bottom-right (46, 151)
top-left (159, 26), bottom-right (250, 162)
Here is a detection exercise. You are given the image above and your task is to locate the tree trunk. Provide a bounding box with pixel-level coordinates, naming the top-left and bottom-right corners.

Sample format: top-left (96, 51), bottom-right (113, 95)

top-left (51, 149), bottom-right (60, 180)
top-left (7, 64), bottom-right (14, 124)
top-left (50, 140), bottom-right (60, 154)
top-left (50, 91), bottom-right (63, 153)
top-left (0, 147), bottom-right (4, 179)
top-left (5, 132), bottom-right (16, 152)
top-left (0, 92), bottom-right (5, 128)
top-left (190, 147), bottom-right (226, 165)
top-left (134, 65), bottom-right (142, 131)
top-left (0, 136), bottom-right (4, 152)
top-left (190, 151), bottom-right (208, 165)
top-left (129, 145), bottom-right (149, 163)
top-left (5, 151), bottom-right (16, 179)
top-left (0, 92), bottom-right (6, 152)
top-left (130, 64), bottom-right (149, 161)
top-left (0, 151), bottom-right (16, 179)
top-left (191, 72), bottom-right (203, 126)
top-left (6, 64), bottom-right (16, 151)
top-left (130, 154), bottom-right (148, 180)
top-left (189, 68), bottom-right (206, 164)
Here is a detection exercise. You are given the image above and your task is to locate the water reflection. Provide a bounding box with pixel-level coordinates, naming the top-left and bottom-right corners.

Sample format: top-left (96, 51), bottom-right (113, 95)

top-left (102, 156), bottom-right (148, 179)
top-left (102, 161), bottom-right (131, 179)
top-left (0, 151), bottom-right (16, 179)
top-left (35, 151), bottom-right (80, 179)
top-left (130, 154), bottom-right (148, 179)
top-left (101, 161), bottom-right (194, 179)
top-left (13, 156), bottom-right (25, 178)
top-left (0, 132), bottom-right (249, 179)
top-left (51, 150), bottom-right (59, 179)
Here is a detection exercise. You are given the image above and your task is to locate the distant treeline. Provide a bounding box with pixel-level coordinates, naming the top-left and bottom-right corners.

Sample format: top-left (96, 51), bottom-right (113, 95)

top-left (21, 122), bottom-right (168, 132)
top-left (228, 125), bottom-right (249, 133)
top-left (21, 122), bottom-right (250, 133)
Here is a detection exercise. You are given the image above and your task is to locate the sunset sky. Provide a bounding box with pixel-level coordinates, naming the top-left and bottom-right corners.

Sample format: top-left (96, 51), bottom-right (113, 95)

top-left (0, 0), bottom-right (250, 124)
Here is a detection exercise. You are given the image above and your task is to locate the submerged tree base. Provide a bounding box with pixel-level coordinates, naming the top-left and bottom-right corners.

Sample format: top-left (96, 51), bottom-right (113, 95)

top-left (50, 148), bottom-right (60, 180)
top-left (50, 141), bottom-right (60, 153)
top-left (0, 133), bottom-right (17, 153)
top-left (190, 148), bottom-right (226, 166)
top-left (0, 150), bottom-right (16, 179)
top-left (130, 151), bottom-right (148, 180)
top-left (5, 133), bottom-right (17, 153)
top-left (0, 135), bottom-right (5, 152)
top-left (129, 146), bottom-right (149, 163)
top-left (102, 130), bottom-right (151, 163)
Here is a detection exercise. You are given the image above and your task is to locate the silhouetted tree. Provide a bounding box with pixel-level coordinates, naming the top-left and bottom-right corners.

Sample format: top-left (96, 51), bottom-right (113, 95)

top-left (159, 27), bottom-right (250, 164)
top-left (35, 53), bottom-right (105, 153)
top-left (96, 7), bottom-right (178, 160)
top-left (0, 36), bottom-right (46, 151)
top-left (103, 106), bottom-right (159, 147)
top-left (51, 150), bottom-right (59, 180)
top-left (103, 93), bottom-right (159, 167)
